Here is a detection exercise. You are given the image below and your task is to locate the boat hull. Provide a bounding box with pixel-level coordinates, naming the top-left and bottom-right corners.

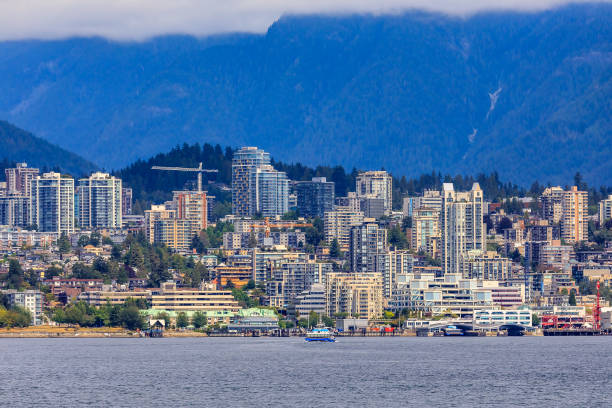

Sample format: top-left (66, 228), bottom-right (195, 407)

top-left (305, 337), bottom-right (336, 342)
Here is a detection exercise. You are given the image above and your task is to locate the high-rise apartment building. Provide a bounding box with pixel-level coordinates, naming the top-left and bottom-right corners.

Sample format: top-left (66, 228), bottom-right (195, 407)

top-left (600, 195), bottom-right (612, 225)
top-left (440, 183), bottom-right (485, 275)
top-left (0, 195), bottom-right (29, 227)
top-left (411, 207), bottom-right (440, 256)
top-left (324, 207), bottom-right (364, 251)
top-left (174, 190), bottom-right (207, 234)
top-left (402, 190), bottom-right (442, 217)
top-left (78, 172), bottom-right (122, 229)
top-left (232, 147), bottom-right (288, 217)
top-left (30, 172), bottom-right (74, 234)
top-left (356, 171), bottom-right (392, 214)
top-left (295, 177), bottom-right (335, 219)
top-left (540, 187), bottom-right (565, 223)
top-left (325, 272), bottom-right (383, 319)
top-left (5, 163), bottom-right (39, 196)
top-left (349, 223), bottom-right (388, 274)
top-left (251, 165), bottom-right (289, 217)
top-left (561, 186), bottom-right (588, 243)
top-left (144, 205), bottom-right (176, 244)
top-left (122, 187), bottom-right (133, 216)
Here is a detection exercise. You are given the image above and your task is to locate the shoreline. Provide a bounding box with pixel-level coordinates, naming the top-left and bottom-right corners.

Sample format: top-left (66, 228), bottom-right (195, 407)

top-left (0, 327), bottom-right (552, 338)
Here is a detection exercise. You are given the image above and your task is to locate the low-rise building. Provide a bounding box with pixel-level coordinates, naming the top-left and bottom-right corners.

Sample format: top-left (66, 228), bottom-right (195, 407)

top-left (151, 281), bottom-right (240, 313)
top-left (473, 309), bottom-right (532, 328)
top-left (390, 273), bottom-right (494, 319)
top-left (1, 289), bottom-right (43, 325)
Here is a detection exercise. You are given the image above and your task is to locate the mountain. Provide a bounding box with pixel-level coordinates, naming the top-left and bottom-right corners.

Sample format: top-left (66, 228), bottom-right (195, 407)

top-left (0, 4), bottom-right (610, 185)
top-left (0, 120), bottom-right (98, 176)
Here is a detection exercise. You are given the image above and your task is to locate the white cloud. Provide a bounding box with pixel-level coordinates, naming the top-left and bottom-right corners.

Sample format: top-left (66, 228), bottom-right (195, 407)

top-left (0, 0), bottom-right (607, 41)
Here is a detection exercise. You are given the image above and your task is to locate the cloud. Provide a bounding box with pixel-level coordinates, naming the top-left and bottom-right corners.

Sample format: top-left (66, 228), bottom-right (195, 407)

top-left (0, 0), bottom-right (607, 41)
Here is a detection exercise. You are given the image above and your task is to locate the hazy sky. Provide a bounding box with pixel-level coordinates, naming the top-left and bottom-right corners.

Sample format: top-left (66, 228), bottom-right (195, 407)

top-left (0, 0), bottom-right (607, 41)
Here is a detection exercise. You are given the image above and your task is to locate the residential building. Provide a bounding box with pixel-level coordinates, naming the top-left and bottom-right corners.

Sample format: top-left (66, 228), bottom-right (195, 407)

top-left (223, 231), bottom-right (305, 250)
top-left (600, 195), bottom-right (612, 225)
top-left (144, 205), bottom-right (176, 244)
top-left (173, 190), bottom-right (207, 234)
top-left (2, 289), bottom-right (43, 325)
top-left (294, 283), bottom-right (327, 317)
top-left (232, 147), bottom-right (288, 217)
top-left (561, 186), bottom-right (588, 243)
top-left (78, 290), bottom-right (151, 306)
top-left (440, 183), bottom-right (485, 274)
top-left (5, 163), bottom-right (39, 196)
top-left (460, 250), bottom-right (511, 280)
top-left (122, 187), bottom-right (133, 216)
top-left (78, 172), bottom-right (122, 229)
top-left (0, 227), bottom-right (57, 249)
top-left (356, 171), bottom-right (392, 214)
top-left (359, 196), bottom-right (385, 219)
top-left (251, 249), bottom-right (310, 283)
top-left (0, 195), bottom-right (29, 227)
top-left (30, 172), bottom-right (75, 234)
top-left (383, 249), bottom-right (414, 299)
top-left (153, 218), bottom-right (194, 252)
top-left (540, 186), bottom-right (565, 223)
top-left (349, 223), bottom-right (388, 274)
top-left (411, 207), bottom-right (440, 256)
top-left (326, 272), bottom-right (384, 319)
top-left (295, 177), bottom-right (335, 219)
top-left (402, 190), bottom-right (442, 217)
top-left (266, 260), bottom-right (333, 309)
top-left (324, 206), bottom-right (364, 251)
top-left (390, 273), bottom-right (493, 319)
top-left (151, 281), bottom-right (240, 313)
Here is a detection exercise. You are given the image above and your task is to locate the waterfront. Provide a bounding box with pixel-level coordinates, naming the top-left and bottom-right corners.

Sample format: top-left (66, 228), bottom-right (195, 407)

top-left (1, 337), bottom-right (611, 407)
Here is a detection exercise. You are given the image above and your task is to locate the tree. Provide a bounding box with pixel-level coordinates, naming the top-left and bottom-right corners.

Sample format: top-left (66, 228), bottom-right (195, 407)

top-left (321, 315), bottom-right (334, 327)
top-left (57, 233), bottom-right (71, 258)
top-left (247, 232), bottom-right (258, 248)
top-left (568, 291), bottom-right (577, 306)
top-left (6, 259), bottom-right (24, 289)
top-left (77, 235), bottom-right (90, 247)
top-left (532, 314), bottom-right (541, 327)
top-left (388, 225), bottom-right (408, 249)
top-left (329, 239), bottom-right (342, 258)
top-left (176, 312), bottom-right (189, 328)
top-left (118, 305), bottom-right (145, 330)
top-left (192, 311), bottom-right (207, 329)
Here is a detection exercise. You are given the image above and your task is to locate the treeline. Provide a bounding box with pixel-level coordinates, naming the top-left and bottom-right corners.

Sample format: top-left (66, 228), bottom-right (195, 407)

top-left (52, 299), bottom-right (148, 330)
top-left (0, 293), bottom-right (32, 328)
top-left (114, 142), bottom-right (612, 213)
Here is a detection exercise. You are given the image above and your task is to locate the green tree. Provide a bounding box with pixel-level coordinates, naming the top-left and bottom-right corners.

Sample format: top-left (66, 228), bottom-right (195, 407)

top-left (329, 239), bottom-right (342, 258)
top-left (176, 312), bottom-right (189, 328)
top-left (192, 311), bottom-right (207, 329)
top-left (388, 225), bottom-right (408, 249)
top-left (6, 259), bottom-right (24, 289)
top-left (118, 305), bottom-right (145, 330)
top-left (532, 313), bottom-right (541, 327)
top-left (568, 291), bottom-right (577, 306)
top-left (57, 233), bottom-right (71, 258)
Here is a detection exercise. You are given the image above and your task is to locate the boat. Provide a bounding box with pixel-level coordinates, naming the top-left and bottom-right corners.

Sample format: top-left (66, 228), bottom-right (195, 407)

top-left (442, 325), bottom-right (464, 336)
top-left (305, 326), bottom-right (336, 342)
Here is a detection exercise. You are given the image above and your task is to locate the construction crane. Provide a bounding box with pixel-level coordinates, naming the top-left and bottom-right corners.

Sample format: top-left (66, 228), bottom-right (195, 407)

top-left (151, 162), bottom-right (218, 192)
top-left (250, 217), bottom-right (312, 238)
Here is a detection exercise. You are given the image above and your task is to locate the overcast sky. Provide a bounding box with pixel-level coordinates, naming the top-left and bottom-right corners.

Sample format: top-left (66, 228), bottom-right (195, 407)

top-left (0, 0), bottom-right (607, 41)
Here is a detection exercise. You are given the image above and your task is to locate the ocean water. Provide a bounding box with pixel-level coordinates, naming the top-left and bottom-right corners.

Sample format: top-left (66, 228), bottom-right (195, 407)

top-left (1, 336), bottom-right (610, 407)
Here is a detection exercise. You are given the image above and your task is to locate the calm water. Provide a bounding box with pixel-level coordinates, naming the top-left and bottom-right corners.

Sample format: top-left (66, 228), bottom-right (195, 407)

top-left (1, 336), bottom-right (611, 407)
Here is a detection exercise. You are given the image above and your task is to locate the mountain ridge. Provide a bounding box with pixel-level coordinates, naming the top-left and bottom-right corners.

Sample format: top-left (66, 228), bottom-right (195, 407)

top-left (0, 3), bottom-right (610, 185)
top-left (0, 120), bottom-right (98, 176)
